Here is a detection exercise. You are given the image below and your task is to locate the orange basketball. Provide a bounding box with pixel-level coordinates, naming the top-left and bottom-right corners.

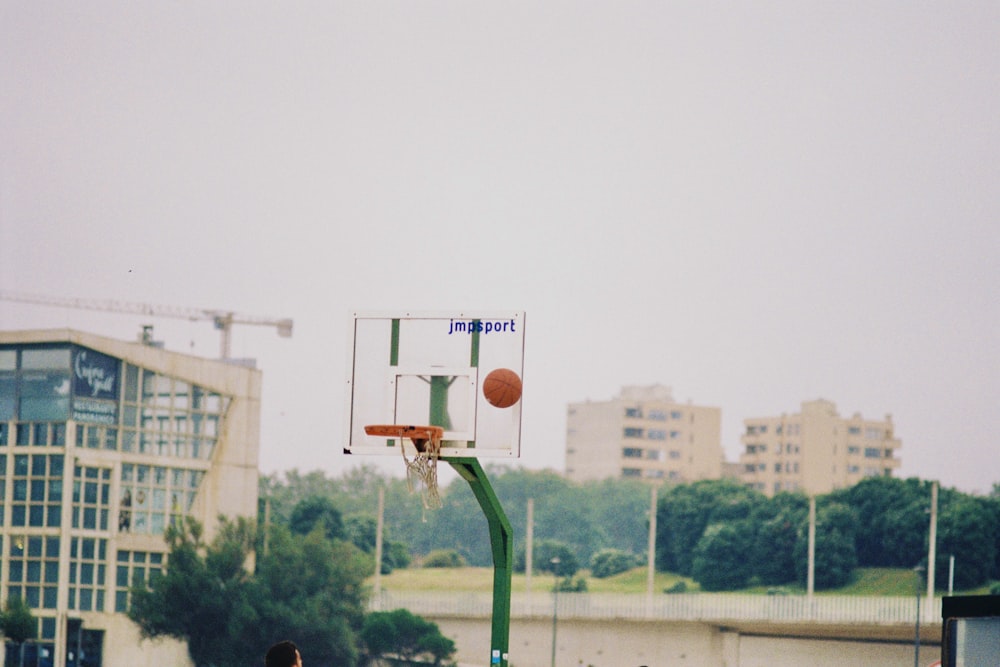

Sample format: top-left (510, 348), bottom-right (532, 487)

top-left (482, 368), bottom-right (522, 408)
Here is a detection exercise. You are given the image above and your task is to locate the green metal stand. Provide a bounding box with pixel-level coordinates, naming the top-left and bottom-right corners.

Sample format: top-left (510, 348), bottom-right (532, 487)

top-left (448, 458), bottom-right (512, 667)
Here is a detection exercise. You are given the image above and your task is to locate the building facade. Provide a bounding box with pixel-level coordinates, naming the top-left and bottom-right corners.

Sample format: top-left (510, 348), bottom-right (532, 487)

top-left (565, 385), bottom-right (724, 484)
top-left (0, 329), bottom-right (261, 667)
top-left (738, 399), bottom-right (901, 497)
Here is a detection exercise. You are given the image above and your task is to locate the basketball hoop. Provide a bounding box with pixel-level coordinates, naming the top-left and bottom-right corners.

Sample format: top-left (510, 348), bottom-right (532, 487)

top-left (364, 425), bottom-right (445, 510)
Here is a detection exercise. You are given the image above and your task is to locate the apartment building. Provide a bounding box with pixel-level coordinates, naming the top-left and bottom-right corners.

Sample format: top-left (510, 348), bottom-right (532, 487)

top-left (566, 385), bottom-right (724, 484)
top-left (739, 399), bottom-right (901, 497)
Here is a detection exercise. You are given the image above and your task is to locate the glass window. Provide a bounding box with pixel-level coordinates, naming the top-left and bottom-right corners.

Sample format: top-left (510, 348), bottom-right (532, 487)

top-left (21, 348), bottom-right (71, 370)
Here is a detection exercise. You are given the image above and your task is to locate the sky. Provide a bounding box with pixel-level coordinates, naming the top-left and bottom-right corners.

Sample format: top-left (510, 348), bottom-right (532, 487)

top-left (2, 2), bottom-right (998, 495)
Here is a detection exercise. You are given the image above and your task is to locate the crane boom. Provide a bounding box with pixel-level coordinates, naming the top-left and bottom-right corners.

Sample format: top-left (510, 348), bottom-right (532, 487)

top-left (0, 290), bottom-right (293, 358)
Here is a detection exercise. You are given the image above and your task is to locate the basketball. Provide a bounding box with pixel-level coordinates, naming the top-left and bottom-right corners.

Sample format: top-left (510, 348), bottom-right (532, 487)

top-left (482, 368), bottom-right (522, 409)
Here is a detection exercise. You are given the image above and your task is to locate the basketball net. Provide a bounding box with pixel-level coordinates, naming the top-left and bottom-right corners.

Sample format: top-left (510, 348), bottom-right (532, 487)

top-left (402, 438), bottom-right (442, 512)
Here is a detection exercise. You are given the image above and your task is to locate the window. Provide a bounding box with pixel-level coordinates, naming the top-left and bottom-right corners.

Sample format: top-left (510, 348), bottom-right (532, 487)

top-left (120, 464), bottom-right (203, 535)
top-left (622, 468), bottom-right (641, 478)
top-left (622, 447), bottom-right (643, 459)
top-left (746, 444), bottom-right (757, 454)
top-left (8, 535), bottom-right (60, 609)
top-left (115, 551), bottom-right (164, 612)
top-left (670, 410), bottom-right (683, 420)
top-left (10, 454), bottom-right (63, 528)
top-left (864, 447), bottom-right (881, 459)
top-left (125, 367), bottom-right (224, 462)
top-left (865, 427), bottom-right (882, 439)
top-left (669, 450), bottom-right (681, 460)
top-left (647, 410), bottom-right (667, 421)
top-left (69, 537), bottom-right (107, 611)
top-left (623, 427), bottom-right (644, 438)
top-left (645, 449), bottom-right (663, 461)
top-left (624, 407), bottom-right (642, 418)
top-left (647, 429), bottom-right (666, 440)
top-left (848, 446), bottom-right (860, 455)
top-left (72, 466), bottom-right (111, 530)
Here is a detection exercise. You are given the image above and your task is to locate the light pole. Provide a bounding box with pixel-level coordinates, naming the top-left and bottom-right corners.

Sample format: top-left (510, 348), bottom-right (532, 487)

top-left (913, 564), bottom-right (925, 667)
top-left (550, 557), bottom-right (560, 667)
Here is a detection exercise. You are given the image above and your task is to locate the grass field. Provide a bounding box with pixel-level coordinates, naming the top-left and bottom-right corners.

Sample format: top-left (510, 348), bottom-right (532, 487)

top-left (371, 566), bottom-right (992, 596)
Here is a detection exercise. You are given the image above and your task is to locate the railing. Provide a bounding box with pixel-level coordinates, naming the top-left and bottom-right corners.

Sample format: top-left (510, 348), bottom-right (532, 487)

top-left (371, 591), bottom-right (942, 626)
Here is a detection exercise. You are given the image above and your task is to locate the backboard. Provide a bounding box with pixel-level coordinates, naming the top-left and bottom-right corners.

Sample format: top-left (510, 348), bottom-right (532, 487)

top-left (344, 311), bottom-right (525, 459)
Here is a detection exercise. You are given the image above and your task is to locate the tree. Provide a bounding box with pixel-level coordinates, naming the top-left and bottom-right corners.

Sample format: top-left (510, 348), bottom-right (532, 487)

top-left (129, 516), bottom-right (260, 667)
top-left (936, 497), bottom-right (998, 590)
top-left (1, 596), bottom-right (37, 667)
top-left (129, 516), bottom-right (369, 667)
top-left (691, 522), bottom-right (755, 591)
top-left (515, 539), bottom-right (579, 578)
top-left (794, 502), bottom-right (859, 589)
top-left (255, 524), bottom-right (370, 667)
top-left (361, 609), bottom-right (456, 666)
top-left (289, 495), bottom-right (345, 542)
top-left (749, 493), bottom-right (808, 586)
top-left (656, 479), bottom-right (765, 575)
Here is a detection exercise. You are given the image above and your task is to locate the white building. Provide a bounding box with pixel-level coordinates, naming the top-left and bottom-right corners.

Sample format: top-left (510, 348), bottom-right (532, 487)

top-left (565, 385), bottom-right (724, 484)
top-left (0, 329), bottom-right (261, 667)
top-left (739, 399), bottom-right (901, 497)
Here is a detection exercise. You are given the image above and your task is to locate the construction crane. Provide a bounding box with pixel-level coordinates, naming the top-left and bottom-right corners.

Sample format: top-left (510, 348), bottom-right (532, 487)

top-left (0, 290), bottom-right (293, 359)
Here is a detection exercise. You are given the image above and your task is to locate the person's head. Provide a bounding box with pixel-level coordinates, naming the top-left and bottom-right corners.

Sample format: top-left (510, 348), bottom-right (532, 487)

top-left (265, 641), bottom-right (301, 667)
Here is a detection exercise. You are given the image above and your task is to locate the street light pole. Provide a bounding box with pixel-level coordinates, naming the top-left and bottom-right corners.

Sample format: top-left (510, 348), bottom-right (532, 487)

top-left (913, 564), bottom-right (925, 667)
top-left (551, 557), bottom-right (560, 667)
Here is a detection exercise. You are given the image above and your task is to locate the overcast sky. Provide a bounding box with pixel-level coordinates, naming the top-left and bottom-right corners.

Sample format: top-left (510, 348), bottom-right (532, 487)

top-left (2, 2), bottom-right (997, 494)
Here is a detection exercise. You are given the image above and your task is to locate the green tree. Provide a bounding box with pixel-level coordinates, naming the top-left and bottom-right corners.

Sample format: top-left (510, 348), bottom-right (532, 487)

top-left (289, 495), bottom-right (345, 542)
top-left (936, 497), bottom-right (998, 589)
top-left (656, 480), bottom-right (765, 575)
top-left (129, 516), bottom-right (260, 667)
top-left (749, 493), bottom-right (808, 586)
top-left (515, 539), bottom-right (579, 577)
top-left (832, 477), bottom-right (933, 567)
top-left (691, 522), bottom-right (755, 591)
top-left (1, 596), bottom-right (37, 667)
top-left (129, 516), bottom-right (369, 667)
top-left (255, 524), bottom-right (369, 667)
top-left (794, 502), bottom-right (858, 589)
top-left (361, 609), bottom-right (456, 666)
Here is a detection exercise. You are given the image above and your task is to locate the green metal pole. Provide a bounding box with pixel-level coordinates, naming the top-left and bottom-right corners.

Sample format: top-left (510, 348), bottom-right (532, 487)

top-left (448, 458), bottom-right (512, 667)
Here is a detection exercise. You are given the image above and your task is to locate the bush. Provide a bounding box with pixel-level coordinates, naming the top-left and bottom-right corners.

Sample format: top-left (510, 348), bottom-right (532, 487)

top-left (590, 548), bottom-right (638, 579)
top-left (664, 581), bottom-right (687, 594)
top-left (422, 549), bottom-right (466, 568)
top-left (556, 576), bottom-right (588, 592)
top-left (990, 581), bottom-right (1000, 595)
top-left (514, 539), bottom-right (580, 577)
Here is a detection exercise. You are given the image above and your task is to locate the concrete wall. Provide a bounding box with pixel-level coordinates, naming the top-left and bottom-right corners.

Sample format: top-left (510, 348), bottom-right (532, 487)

top-left (432, 616), bottom-right (942, 667)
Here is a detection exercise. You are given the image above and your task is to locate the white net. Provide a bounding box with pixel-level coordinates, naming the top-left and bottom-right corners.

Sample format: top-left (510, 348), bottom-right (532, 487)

top-left (403, 438), bottom-right (442, 511)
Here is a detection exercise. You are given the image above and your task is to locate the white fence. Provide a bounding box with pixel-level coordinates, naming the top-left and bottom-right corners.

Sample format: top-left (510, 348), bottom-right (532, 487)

top-left (371, 591), bottom-right (941, 626)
